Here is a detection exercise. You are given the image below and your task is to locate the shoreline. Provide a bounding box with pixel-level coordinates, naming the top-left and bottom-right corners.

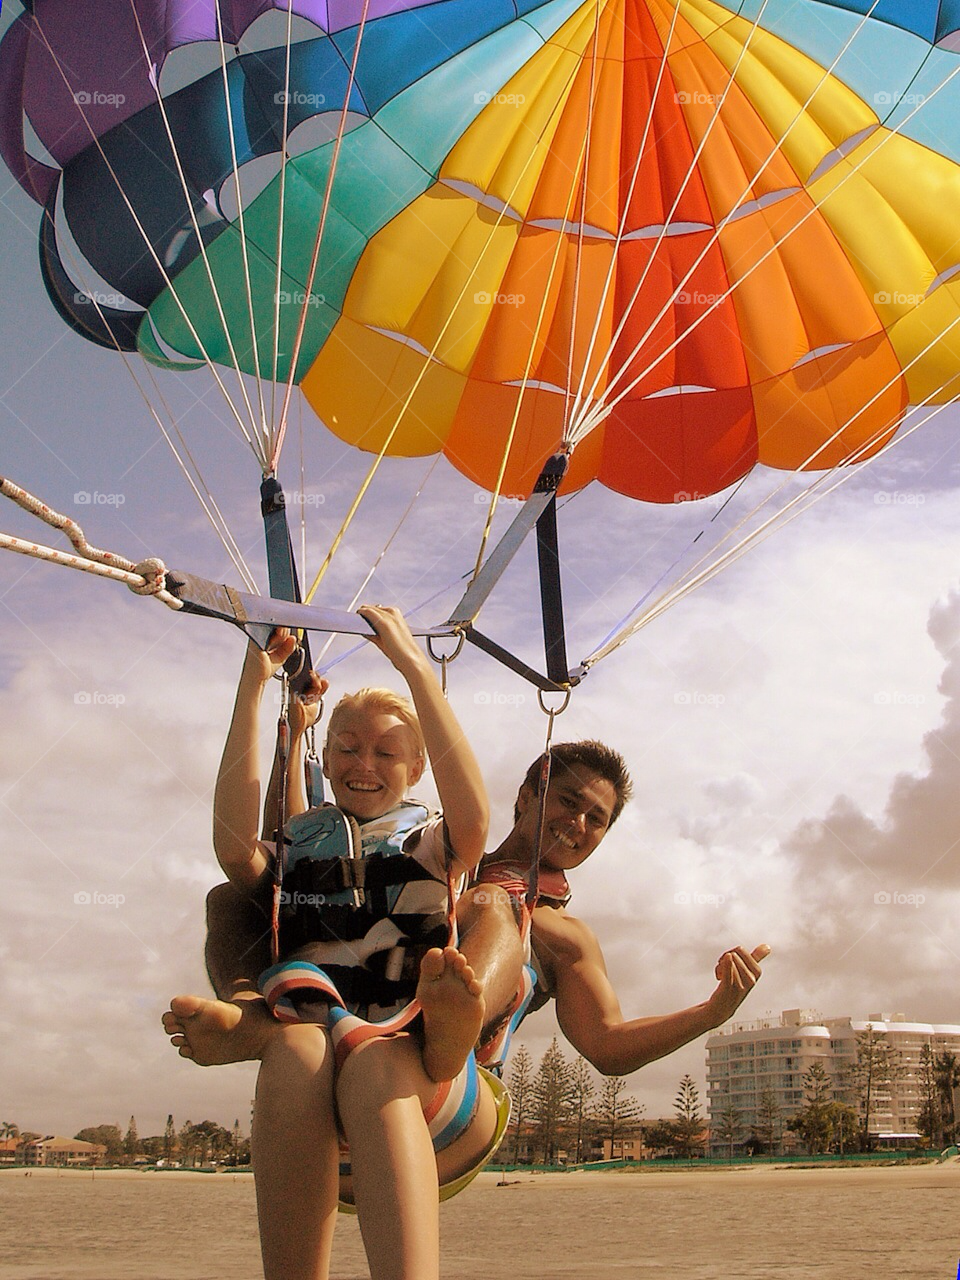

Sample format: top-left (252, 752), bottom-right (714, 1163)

top-left (4, 1159), bottom-right (957, 1190)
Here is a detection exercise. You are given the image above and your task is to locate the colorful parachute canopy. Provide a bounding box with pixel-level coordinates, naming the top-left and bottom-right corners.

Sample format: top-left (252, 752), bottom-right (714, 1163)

top-left (4, 0), bottom-right (960, 506)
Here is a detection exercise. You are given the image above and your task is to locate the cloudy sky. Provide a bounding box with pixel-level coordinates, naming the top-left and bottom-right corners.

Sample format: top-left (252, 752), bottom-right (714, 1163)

top-left (2, 8), bottom-right (960, 1144)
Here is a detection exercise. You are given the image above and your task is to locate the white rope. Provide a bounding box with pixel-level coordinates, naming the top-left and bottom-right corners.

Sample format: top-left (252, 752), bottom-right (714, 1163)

top-left (0, 478), bottom-right (182, 609)
top-left (213, 0), bottom-right (270, 449)
top-left (564, 0), bottom-right (682, 437)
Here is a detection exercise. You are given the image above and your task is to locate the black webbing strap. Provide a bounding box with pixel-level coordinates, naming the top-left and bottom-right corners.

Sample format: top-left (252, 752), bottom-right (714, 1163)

top-left (536, 494), bottom-right (568, 686)
top-left (261, 476), bottom-right (316, 696)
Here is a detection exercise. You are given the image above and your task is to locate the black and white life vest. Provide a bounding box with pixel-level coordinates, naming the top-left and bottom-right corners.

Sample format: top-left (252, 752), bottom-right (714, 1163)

top-left (276, 800), bottom-right (453, 1011)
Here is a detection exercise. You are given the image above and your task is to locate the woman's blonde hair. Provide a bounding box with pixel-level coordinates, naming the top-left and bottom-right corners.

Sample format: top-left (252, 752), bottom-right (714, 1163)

top-left (326, 687), bottom-right (425, 762)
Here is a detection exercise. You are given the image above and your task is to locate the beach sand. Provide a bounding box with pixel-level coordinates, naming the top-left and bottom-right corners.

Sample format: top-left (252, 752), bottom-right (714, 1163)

top-left (2, 1162), bottom-right (958, 1278)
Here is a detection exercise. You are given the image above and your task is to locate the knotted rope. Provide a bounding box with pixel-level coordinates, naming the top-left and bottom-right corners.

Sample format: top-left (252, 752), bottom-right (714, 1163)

top-left (0, 476), bottom-right (182, 610)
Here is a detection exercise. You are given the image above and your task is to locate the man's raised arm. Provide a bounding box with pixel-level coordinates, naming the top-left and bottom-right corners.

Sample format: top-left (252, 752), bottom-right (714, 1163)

top-left (535, 909), bottom-right (769, 1077)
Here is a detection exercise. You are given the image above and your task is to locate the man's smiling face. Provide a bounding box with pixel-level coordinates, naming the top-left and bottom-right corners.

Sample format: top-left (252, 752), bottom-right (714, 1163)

top-left (515, 763), bottom-right (616, 871)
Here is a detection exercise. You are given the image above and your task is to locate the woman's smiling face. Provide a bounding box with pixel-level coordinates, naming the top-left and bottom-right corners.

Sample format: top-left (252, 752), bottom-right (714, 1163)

top-left (323, 707), bottom-right (424, 820)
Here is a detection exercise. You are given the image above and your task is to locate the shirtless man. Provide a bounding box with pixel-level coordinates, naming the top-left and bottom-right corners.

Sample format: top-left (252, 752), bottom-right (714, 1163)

top-left (165, 736), bottom-right (768, 1080)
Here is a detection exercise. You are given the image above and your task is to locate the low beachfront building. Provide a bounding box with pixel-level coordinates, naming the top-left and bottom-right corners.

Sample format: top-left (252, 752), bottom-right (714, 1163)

top-left (705, 1009), bottom-right (960, 1155)
top-left (19, 1137), bottom-right (107, 1167)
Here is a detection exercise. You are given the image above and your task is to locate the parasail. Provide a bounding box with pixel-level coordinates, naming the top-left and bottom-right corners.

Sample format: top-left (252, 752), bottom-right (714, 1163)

top-left (3, 0), bottom-right (960, 690)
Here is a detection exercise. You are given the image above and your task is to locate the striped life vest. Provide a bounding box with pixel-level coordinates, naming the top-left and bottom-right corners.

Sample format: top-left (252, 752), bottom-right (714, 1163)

top-left (274, 801), bottom-right (453, 1015)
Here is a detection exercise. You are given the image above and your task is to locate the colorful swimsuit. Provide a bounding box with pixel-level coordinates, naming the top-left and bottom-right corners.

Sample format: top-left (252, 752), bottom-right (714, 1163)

top-left (257, 801), bottom-right (508, 1202)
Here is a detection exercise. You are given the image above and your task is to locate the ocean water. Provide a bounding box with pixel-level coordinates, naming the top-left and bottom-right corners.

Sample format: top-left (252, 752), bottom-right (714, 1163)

top-left (0, 1167), bottom-right (957, 1279)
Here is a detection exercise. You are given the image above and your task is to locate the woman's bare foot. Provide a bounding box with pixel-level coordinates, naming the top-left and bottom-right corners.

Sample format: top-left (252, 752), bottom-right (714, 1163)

top-left (161, 994), bottom-right (275, 1066)
top-left (416, 946), bottom-right (485, 1084)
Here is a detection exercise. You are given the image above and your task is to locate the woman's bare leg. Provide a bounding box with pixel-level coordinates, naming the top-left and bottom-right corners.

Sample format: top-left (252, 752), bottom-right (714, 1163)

top-left (337, 1033), bottom-right (501, 1280)
top-left (253, 1023), bottom-right (340, 1280)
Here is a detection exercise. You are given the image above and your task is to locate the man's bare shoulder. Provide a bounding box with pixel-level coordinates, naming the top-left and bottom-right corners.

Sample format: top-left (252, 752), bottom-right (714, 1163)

top-left (531, 905), bottom-right (603, 970)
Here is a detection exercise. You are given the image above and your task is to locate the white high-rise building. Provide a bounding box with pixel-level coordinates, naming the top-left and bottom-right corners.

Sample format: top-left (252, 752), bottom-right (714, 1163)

top-left (705, 1009), bottom-right (960, 1154)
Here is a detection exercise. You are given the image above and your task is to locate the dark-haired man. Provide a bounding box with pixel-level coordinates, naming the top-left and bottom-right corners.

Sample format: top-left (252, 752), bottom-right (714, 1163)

top-left (443, 741), bottom-right (768, 1081)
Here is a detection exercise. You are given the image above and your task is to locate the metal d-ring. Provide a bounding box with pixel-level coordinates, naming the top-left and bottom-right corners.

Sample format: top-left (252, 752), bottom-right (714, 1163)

top-left (427, 631), bottom-right (466, 698)
top-left (537, 686), bottom-right (571, 718)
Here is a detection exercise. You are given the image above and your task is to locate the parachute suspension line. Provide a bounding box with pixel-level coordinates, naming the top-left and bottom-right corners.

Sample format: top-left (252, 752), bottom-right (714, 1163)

top-left (32, 10), bottom-right (262, 455)
top-left (313, 454), bottom-right (442, 668)
top-left (46, 225), bottom-right (260, 592)
top-left (561, 0), bottom-right (604, 439)
top-left (527, 689), bottom-right (571, 908)
top-left (470, 62), bottom-right (608, 585)
top-left (305, 40), bottom-right (595, 607)
top-left (270, 671), bottom-right (292, 965)
top-left (298, 395), bottom-right (308, 599)
top-left (271, 0), bottom-right (296, 432)
top-left (584, 62), bottom-right (960, 649)
top-left (566, 0), bottom-right (782, 443)
top-left (126, 4), bottom-right (268, 455)
top-left (272, 0), bottom-right (374, 472)
top-left (318, 566), bottom-right (473, 678)
top-left (585, 368), bottom-right (960, 668)
top-left (213, 0), bottom-right (270, 449)
top-left (572, 0), bottom-right (929, 441)
top-left (0, 477), bottom-right (182, 609)
top-left (587, 474), bottom-right (750, 660)
top-left (565, 0), bottom-right (682, 436)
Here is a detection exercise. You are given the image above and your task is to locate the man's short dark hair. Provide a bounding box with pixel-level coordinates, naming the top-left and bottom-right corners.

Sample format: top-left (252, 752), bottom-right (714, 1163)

top-left (514, 740), bottom-right (633, 826)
